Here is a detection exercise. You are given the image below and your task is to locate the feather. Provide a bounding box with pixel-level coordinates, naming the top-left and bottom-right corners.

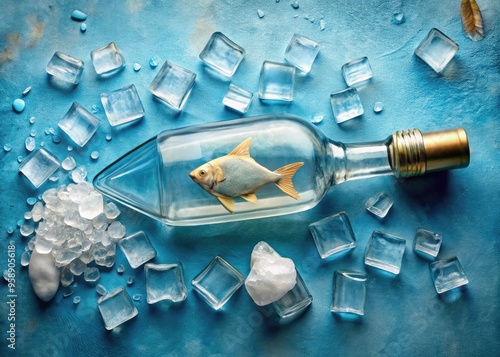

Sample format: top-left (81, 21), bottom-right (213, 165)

top-left (461, 0), bottom-right (484, 41)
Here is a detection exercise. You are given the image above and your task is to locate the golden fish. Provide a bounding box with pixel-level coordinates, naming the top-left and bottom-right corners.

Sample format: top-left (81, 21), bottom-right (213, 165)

top-left (189, 138), bottom-right (303, 213)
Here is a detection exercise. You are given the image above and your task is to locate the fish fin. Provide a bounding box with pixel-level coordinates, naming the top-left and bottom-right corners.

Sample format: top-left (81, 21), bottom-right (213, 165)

top-left (240, 193), bottom-right (258, 203)
top-left (274, 162), bottom-right (304, 200)
top-left (217, 196), bottom-right (235, 213)
top-left (461, 0), bottom-right (484, 41)
top-left (228, 138), bottom-right (252, 157)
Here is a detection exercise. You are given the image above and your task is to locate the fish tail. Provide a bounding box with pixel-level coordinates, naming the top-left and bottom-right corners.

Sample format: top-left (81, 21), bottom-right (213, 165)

top-left (274, 162), bottom-right (304, 200)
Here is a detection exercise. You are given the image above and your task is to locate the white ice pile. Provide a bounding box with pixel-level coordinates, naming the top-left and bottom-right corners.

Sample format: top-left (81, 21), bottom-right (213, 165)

top-left (244, 241), bottom-right (297, 306)
top-left (27, 182), bottom-right (125, 301)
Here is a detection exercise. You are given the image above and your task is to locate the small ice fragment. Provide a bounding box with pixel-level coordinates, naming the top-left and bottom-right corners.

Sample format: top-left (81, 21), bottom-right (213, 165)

top-left (52, 135), bottom-right (61, 144)
top-left (258, 61), bottom-right (296, 101)
top-left (73, 296), bottom-right (81, 304)
top-left (91, 104), bottom-right (100, 113)
top-left (67, 146), bottom-right (73, 151)
top-left (365, 192), bottom-right (394, 219)
top-left (105, 134), bottom-right (112, 141)
top-left (90, 42), bottom-right (126, 77)
top-left (257, 9), bottom-right (265, 18)
top-left (98, 287), bottom-right (138, 330)
top-left (127, 277), bottom-right (134, 285)
top-left (7, 227), bottom-right (15, 235)
top-left (71, 166), bottom-right (87, 183)
top-left (331, 270), bottom-right (367, 316)
top-left (108, 221), bottom-right (126, 240)
top-left (84, 267), bottom-right (100, 282)
top-left (149, 61), bottom-right (196, 110)
top-left (117, 264), bottom-right (125, 274)
top-left (364, 231), bottom-right (406, 274)
top-left (29, 116), bottom-right (36, 124)
top-left (63, 287), bottom-right (73, 297)
top-left (24, 211), bottom-right (33, 220)
top-left (429, 256), bottom-right (468, 294)
top-left (20, 224), bottom-right (34, 237)
top-left (391, 12), bottom-right (405, 25)
top-left (133, 63), bottom-right (141, 71)
top-left (90, 151), bottom-right (99, 160)
top-left (29, 250), bottom-right (60, 301)
top-left (80, 23), bottom-right (87, 32)
top-left (4, 144), bottom-right (12, 152)
top-left (71, 10), bottom-right (87, 21)
top-left (79, 192), bottom-right (104, 219)
top-left (21, 251), bottom-right (31, 266)
top-left (31, 201), bottom-right (44, 222)
top-left (27, 197), bottom-right (37, 205)
top-left (40, 142), bottom-right (45, 147)
top-left (101, 84), bottom-right (145, 126)
top-left (23, 86), bottom-right (32, 96)
top-left (373, 101), bottom-right (383, 113)
top-left (62, 156), bottom-right (77, 171)
top-left (118, 231), bottom-right (156, 268)
top-left (311, 114), bottom-right (324, 124)
top-left (60, 267), bottom-right (75, 286)
top-left (291, 1), bottom-right (299, 9)
top-left (96, 284), bottom-right (107, 296)
top-left (319, 19), bottom-right (326, 31)
top-left (70, 259), bottom-right (86, 276)
top-left (133, 294), bottom-right (141, 301)
top-left (13, 99), bottom-right (26, 113)
top-left (19, 148), bottom-right (61, 188)
top-left (25, 137), bottom-right (36, 152)
top-left (330, 87), bottom-right (364, 123)
top-left (104, 202), bottom-right (121, 219)
top-left (414, 28), bottom-right (458, 73)
top-left (149, 56), bottom-right (160, 68)
top-left (59, 103), bottom-right (100, 147)
top-left (145, 263), bottom-right (188, 304)
top-left (30, 129), bottom-right (37, 137)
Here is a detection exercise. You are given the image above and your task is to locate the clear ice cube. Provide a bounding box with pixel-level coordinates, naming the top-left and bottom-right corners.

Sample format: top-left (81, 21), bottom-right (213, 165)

top-left (413, 228), bottom-right (442, 259)
top-left (97, 287), bottom-right (138, 330)
top-left (145, 263), bottom-right (188, 304)
top-left (58, 102), bottom-right (100, 147)
top-left (364, 231), bottom-right (406, 274)
top-left (429, 256), bottom-right (468, 294)
top-left (258, 61), bottom-right (296, 101)
top-left (19, 148), bottom-right (60, 188)
top-left (118, 231), bottom-right (156, 268)
top-left (284, 34), bottom-right (320, 73)
top-left (100, 84), bottom-right (145, 126)
top-left (309, 212), bottom-right (356, 259)
top-left (414, 28), bottom-right (459, 73)
top-left (341, 57), bottom-right (373, 86)
top-left (222, 84), bottom-right (253, 113)
top-left (330, 87), bottom-right (364, 123)
top-left (191, 256), bottom-right (244, 310)
top-left (199, 32), bottom-right (245, 77)
top-left (84, 267), bottom-right (100, 282)
top-left (365, 192), bottom-right (394, 219)
top-left (90, 42), bottom-right (125, 77)
top-left (46, 51), bottom-right (84, 85)
top-left (331, 270), bottom-right (367, 316)
top-left (149, 61), bottom-right (196, 110)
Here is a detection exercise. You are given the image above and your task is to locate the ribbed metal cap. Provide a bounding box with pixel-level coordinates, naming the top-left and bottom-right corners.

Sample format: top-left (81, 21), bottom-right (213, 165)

top-left (389, 128), bottom-right (470, 178)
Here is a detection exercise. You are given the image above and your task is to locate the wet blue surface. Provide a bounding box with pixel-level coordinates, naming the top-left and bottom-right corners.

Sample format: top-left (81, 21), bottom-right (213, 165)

top-left (1, 1), bottom-right (499, 356)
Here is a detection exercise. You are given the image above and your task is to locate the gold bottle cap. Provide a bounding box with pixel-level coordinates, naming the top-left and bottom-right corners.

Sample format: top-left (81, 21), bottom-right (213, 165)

top-left (389, 128), bottom-right (470, 178)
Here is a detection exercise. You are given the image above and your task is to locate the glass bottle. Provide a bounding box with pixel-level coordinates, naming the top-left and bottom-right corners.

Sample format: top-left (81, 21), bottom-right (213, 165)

top-left (93, 115), bottom-right (469, 226)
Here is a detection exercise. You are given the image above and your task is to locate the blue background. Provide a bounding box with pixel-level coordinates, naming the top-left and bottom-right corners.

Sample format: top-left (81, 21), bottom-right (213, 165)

top-left (1, 0), bottom-right (499, 356)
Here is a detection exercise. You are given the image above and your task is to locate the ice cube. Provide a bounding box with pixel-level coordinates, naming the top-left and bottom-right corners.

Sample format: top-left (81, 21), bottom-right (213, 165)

top-left (104, 202), bottom-right (120, 220)
top-left (19, 148), bottom-right (61, 188)
top-left (149, 61), bottom-right (196, 110)
top-left (258, 61), bottom-right (296, 101)
top-left (191, 256), bottom-right (244, 310)
top-left (84, 267), bottom-right (100, 282)
top-left (309, 212), bottom-right (356, 259)
top-left (46, 51), bottom-right (84, 85)
top-left (429, 256), bottom-right (468, 294)
top-left (414, 28), bottom-right (459, 73)
top-left (199, 32), bottom-right (245, 77)
top-left (90, 42), bottom-right (125, 77)
top-left (145, 263), bottom-right (188, 304)
top-left (341, 57), bottom-right (373, 86)
top-left (330, 87), bottom-right (364, 123)
top-left (97, 287), bottom-right (138, 330)
top-left (365, 192), bottom-right (394, 219)
top-left (118, 231), bottom-right (156, 268)
top-left (222, 84), bottom-right (253, 113)
top-left (364, 231), bottom-right (406, 274)
top-left (413, 228), bottom-right (442, 259)
top-left (58, 103), bottom-right (100, 147)
top-left (331, 270), bottom-right (367, 316)
top-left (100, 84), bottom-right (145, 126)
top-left (284, 34), bottom-right (320, 73)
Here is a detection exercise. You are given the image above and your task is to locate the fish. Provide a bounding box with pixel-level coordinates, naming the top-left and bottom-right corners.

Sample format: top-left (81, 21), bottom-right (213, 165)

top-left (189, 138), bottom-right (304, 213)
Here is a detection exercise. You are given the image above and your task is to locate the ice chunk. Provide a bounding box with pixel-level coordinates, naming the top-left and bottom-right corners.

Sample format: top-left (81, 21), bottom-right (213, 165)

top-left (373, 101), bottom-right (383, 113)
top-left (46, 52), bottom-right (84, 85)
top-left (53, 248), bottom-right (81, 267)
top-left (21, 251), bottom-right (31, 266)
top-left (79, 192), bottom-right (104, 219)
top-left (73, 296), bottom-right (81, 304)
top-left (107, 221), bottom-right (126, 239)
top-left (364, 231), bottom-right (406, 274)
top-left (71, 166), bottom-right (87, 183)
top-left (118, 231), bottom-right (156, 268)
top-left (429, 256), bottom-right (468, 294)
top-left (365, 192), bottom-right (394, 219)
top-left (413, 228), bottom-right (442, 259)
top-left (60, 266), bottom-right (74, 287)
top-left (149, 61), bottom-right (196, 110)
top-left (19, 148), bottom-right (60, 188)
top-left (20, 224), bottom-right (35, 237)
top-left (222, 84), bottom-right (253, 113)
top-left (104, 202), bottom-right (120, 219)
top-left (145, 263), bottom-right (188, 304)
top-left (100, 84), bottom-right (145, 126)
top-left (258, 61), bottom-right (295, 101)
top-left (84, 267), bottom-right (100, 282)
top-left (341, 57), bottom-right (373, 86)
top-left (191, 256), bottom-right (244, 310)
top-left (58, 103), bottom-right (100, 147)
top-left (330, 87), bottom-right (364, 123)
top-left (90, 151), bottom-right (99, 160)
top-left (29, 250), bottom-right (60, 302)
top-left (61, 156), bottom-right (76, 171)
top-left (199, 32), bottom-right (245, 77)
top-left (90, 42), bottom-right (125, 77)
top-left (284, 34), bottom-right (320, 73)
top-left (331, 270), bottom-right (367, 316)
top-left (97, 287), bottom-right (138, 330)
top-left (96, 284), bottom-right (107, 296)
top-left (414, 28), bottom-right (458, 73)
top-left (309, 212), bottom-right (356, 259)
top-left (69, 258), bottom-right (86, 276)
top-left (245, 241), bottom-right (297, 306)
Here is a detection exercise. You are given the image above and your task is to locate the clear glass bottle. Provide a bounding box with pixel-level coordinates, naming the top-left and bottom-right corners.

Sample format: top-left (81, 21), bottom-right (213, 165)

top-left (93, 115), bottom-right (469, 226)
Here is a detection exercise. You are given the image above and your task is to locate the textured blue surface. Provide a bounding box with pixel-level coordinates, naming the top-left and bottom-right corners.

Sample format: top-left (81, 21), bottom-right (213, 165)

top-left (1, 1), bottom-right (499, 356)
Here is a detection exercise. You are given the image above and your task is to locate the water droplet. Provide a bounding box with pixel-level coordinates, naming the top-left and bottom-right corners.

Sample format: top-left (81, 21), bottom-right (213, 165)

top-left (25, 137), bottom-right (35, 152)
top-left (132, 294), bottom-right (141, 301)
top-left (91, 105), bottom-right (100, 114)
top-left (29, 129), bottom-right (37, 137)
top-left (7, 227), bottom-right (15, 235)
top-left (392, 12), bottom-right (405, 25)
top-left (374, 101), bottom-right (384, 113)
top-left (3, 144), bottom-right (12, 152)
top-left (105, 134), bottom-right (112, 141)
top-left (90, 151), bottom-right (99, 160)
top-left (67, 146), bottom-right (73, 152)
top-left (291, 1), bottom-right (299, 9)
top-left (133, 63), bottom-right (141, 72)
top-left (311, 114), bottom-right (324, 124)
top-left (12, 99), bottom-right (26, 113)
top-left (73, 296), bottom-right (81, 304)
top-left (149, 56), bottom-right (160, 68)
top-left (117, 264), bottom-right (125, 274)
top-left (29, 116), bottom-right (36, 124)
top-left (319, 19), bottom-right (326, 31)
top-left (17, 156), bottom-right (24, 163)
top-left (127, 277), bottom-right (135, 286)
top-left (52, 135), bottom-right (62, 144)
top-left (257, 9), bottom-right (265, 18)
top-left (80, 23), bottom-right (87, 32)
top-left (27, 197), bottom-right (37, 205)
top-left (71, 10), bottom-right (87, 21)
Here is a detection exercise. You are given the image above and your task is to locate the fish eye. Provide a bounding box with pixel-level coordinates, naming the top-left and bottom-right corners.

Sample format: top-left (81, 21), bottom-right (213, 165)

top-left (199, 170), bottom-right (206, 177)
